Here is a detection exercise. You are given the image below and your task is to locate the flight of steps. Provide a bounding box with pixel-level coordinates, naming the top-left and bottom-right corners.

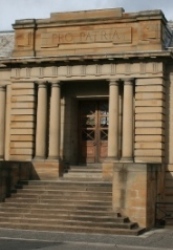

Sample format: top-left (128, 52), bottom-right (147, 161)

top-left (0, 167), bottom-right (144, 235)
top-left (63, 165), bottom-right (103, 180)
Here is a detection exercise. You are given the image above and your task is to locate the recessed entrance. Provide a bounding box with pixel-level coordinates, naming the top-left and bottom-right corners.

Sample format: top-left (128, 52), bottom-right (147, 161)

top-left (78, 100), bottom-right (108, 163)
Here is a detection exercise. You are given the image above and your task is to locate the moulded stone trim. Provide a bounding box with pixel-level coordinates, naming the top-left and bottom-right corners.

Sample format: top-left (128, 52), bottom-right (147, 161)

top-left (12, 83), bottom-right (35, 89)
top-left (135, 142), bottom-right (163, 149)
top-left (11, 142), bottom-right (33, 148)
top-left (135, 149), bottom-right (164, 156)
top-left (10, 128), bottom-right (34, 135)
top-left (11, 121), bottom-right (34, 129)
top-left (135, 156), bottom-right (163, 163)
top-left (11, 115), bottom-right (35, 122)
top-left (135, 128), bottom-right (164, 135)
top-left (10, 135), bottom-right (34, 141)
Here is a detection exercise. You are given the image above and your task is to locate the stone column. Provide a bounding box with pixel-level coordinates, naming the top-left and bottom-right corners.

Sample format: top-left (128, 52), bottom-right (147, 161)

top-left (35, 82), bottom-right (47, 158)
top-left (0, 86), bottom-right (6, 158)
top-left (48, 82), bottom-right (61, 159)
top-left (121, 79), bottom-right (134, 161)
top-left (107, 79), bottom-right (119, 160)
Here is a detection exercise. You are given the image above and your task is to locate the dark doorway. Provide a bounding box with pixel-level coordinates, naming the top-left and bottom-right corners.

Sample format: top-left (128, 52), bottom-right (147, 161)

top-left (78, 100), bottom-right (108, 163)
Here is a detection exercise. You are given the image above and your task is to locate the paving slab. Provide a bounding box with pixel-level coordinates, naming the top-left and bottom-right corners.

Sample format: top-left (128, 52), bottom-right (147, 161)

top-left (0, 227), bottom-right (173, 249)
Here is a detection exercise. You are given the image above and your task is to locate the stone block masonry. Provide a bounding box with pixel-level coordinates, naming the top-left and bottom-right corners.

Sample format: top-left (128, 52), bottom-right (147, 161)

top-left (112, 163), bottom-right (161, 228)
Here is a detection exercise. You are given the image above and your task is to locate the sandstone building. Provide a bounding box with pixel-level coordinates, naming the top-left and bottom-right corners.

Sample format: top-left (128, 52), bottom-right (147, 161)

top-left (0, 8), bottom-right (173, 232)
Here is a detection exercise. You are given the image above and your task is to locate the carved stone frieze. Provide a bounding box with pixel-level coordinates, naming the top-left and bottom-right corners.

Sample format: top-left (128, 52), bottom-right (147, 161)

top-left (140, 63), bottom-right (146, 74)
top-left (111, 64), bottom-right (116, 75)
top-left (10, 62), bottom-right (163, 81)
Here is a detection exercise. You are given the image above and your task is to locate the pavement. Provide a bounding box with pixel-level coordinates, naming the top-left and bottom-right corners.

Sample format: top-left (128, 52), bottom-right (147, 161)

top-left (0, 227), bottom-right (173, 250)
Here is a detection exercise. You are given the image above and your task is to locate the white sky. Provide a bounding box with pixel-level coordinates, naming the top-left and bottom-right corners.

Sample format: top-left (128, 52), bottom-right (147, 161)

top-left (1, 0), bottom-right (173, 31)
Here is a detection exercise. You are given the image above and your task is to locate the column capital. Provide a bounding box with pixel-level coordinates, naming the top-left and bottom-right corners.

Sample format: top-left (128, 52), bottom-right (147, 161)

top-left (108, 79), bottom-right (120, 86)
top-left (122, 78), bottom-right (134, 85)
top-left (35, 81), bottom-right (47, 86)
top-left (51, 81), bottom-right (61, 87)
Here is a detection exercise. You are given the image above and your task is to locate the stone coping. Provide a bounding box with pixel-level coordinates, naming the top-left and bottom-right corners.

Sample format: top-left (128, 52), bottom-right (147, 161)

top-left (13, 8), bottom-right (167, 27)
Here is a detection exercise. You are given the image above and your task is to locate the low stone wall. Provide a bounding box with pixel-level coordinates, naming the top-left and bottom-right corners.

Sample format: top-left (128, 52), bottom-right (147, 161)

top-left (112, 163), bottom-right (164, 228)
top-left (0, 161), bottom-right (32, 201)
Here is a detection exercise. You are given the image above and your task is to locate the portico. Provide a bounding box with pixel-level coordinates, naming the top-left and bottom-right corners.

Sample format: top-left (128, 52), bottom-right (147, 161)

top-left (29, 77), bottom-right (135, 170)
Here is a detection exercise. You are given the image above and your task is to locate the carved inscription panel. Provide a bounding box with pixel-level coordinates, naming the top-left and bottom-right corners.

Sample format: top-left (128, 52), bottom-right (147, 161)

top-left (41, 26), bottom-right (132, 48)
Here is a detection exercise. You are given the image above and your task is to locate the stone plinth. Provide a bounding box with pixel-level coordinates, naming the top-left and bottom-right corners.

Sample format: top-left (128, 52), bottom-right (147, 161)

top-left (32, 160), bottom-right (63, 180)
top-left (112, 163), bottom-right (161, 228)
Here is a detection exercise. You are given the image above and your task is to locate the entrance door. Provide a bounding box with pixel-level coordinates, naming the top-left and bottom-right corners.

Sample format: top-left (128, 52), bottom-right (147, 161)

top-left (78, 100), bottom-right (108, 163)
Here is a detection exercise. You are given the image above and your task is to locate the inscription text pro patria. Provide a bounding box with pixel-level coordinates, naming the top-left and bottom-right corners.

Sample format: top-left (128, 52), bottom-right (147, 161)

top-left (41, 27), bottom-right (131, 47)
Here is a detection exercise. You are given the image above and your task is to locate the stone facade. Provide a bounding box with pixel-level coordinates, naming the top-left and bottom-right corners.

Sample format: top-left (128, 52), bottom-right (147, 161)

top-left (0, 8), bottom-right (173, 229)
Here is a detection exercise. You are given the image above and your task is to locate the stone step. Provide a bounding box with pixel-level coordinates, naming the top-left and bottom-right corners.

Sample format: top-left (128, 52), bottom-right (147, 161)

top-left (68, 165), bottom-right (102, 170)
top-left (16, 189), bottom-right (112, 196)
top-left (0, 207), bottom-right (115, 216)
top-left (22, 186), bottom-right (112, 192)
top-left (0, 216), bottom-right (137, 229)
top-left (0, 211), bottom-right (129, 222)
top-left (63, 173), bottom-right (102, 178)
top-left (62, 178), bottom-right (104, 182)
top-left (24, 182), bottom-right (112, 192)
top-left (0, 222), bottom-right (144, 235)
top-left (0, 202), bottom-right (111, 211)
top-left (10, 193), bottom-right (112, 201)
top-left (5, 197), bottom-right (112, 205)
top-left (67, 167), bottom-right (102, 173)
top-left (29, 179), bottom-right (110, 184)
top-left (63, 165), bottom-right (103, 179)
top-left (66, 170), bottom-right (102, 174)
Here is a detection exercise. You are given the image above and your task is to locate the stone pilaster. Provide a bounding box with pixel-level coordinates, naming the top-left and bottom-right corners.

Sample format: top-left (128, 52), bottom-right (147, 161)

top-left (35, 82), bottom-right (47, 158)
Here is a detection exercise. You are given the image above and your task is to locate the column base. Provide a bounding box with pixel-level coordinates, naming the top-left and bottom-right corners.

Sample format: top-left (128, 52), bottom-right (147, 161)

top-left (120, 157), bottom-right (133, 163)
top-left (105, 156), bottom-right (119, 162)
top-left (47, 157), bottom-right (60, 162)
top-left (33, 157), bottom-right (45, 162)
